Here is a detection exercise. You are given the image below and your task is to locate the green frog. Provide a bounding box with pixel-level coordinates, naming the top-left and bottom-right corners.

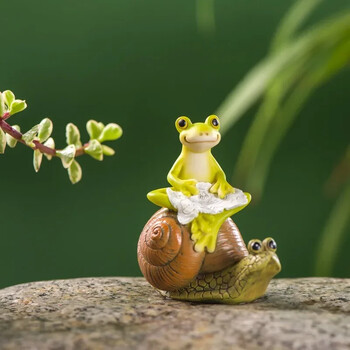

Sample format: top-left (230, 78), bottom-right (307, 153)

top-left (147, 115), bottom-right (251, 253)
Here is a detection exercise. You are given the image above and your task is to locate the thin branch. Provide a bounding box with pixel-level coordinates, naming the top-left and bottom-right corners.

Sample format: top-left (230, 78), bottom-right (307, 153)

top-left (0, 118), bottom-right (86, 157)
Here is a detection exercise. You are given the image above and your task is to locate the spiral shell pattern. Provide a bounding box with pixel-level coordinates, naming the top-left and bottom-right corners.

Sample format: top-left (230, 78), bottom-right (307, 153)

top-left (138, 208), bottom-right (205, 291)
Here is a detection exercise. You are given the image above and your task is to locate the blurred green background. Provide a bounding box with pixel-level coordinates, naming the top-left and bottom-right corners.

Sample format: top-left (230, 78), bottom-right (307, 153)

top-left (1, 0), bottom-right (349, 289)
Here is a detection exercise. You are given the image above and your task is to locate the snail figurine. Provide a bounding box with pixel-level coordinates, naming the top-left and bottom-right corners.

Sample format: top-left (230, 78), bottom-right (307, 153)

top-left (138, 115), bottom-right (281, 304)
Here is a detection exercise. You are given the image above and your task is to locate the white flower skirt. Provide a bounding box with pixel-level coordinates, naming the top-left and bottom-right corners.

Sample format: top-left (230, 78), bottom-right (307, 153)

top-left (167, 182), bottom-right (249, 225)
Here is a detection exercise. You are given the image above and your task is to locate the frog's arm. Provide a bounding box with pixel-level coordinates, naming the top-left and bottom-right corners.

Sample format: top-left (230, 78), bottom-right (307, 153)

top-left (209, 155), bottom-right (234, 198)
top-left (167, 156), bottom-right (198, 196)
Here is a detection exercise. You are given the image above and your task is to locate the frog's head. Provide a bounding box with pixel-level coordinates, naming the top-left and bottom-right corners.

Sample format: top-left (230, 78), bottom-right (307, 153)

top-left (175, 115), bottom-right (221, 153)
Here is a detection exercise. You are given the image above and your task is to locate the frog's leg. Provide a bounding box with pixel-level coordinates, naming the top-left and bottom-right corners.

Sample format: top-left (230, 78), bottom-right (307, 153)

top-left (191, 192), bottom-right (251, 253)
top-left (147, 188), bottom-right (176, 210)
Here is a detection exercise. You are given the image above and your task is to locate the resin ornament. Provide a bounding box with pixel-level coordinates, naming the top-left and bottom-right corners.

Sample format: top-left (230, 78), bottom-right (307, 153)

top-left (138, 115), bottom-right (281, 303)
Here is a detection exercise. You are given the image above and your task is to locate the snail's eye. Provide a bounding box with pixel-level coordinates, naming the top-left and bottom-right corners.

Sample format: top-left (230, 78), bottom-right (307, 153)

top-left (251, 241), bottom-right (262, 251)
top-left (262, 237), bottom-right (277, 252)
top-left (211, 118), bottom-right (219, 127)
top-left (269, 239), bottom-right (277, 249)
top-left (268, 239), bottom-right (277, 250)
top-left (178, 119), bottom-right (187, 129)
top-left (248, 239), bottom-right (263, 254)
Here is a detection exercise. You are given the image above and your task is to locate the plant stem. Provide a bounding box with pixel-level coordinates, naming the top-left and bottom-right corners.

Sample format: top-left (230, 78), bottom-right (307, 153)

top-left (0, 118), bottom-right (86, 157)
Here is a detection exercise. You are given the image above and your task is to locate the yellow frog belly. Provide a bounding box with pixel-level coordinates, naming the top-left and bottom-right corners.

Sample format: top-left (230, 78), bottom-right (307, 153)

top-left (181, 152), bottom-right (214, 182)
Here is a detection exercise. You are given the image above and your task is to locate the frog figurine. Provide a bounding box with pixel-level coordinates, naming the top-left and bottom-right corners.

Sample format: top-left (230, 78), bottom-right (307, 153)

top-left (147, 115), bottom-right (251, 253)
top-left (137, 115), bottom-right (281, 304)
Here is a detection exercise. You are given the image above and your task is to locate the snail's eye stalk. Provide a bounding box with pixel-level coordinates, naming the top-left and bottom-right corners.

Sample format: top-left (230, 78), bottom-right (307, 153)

top-left (248, 239), bottom-right (262, 254)
top-left (263, 237), bottom-right (277, 252)
top-left (268, 239), bottom-right (277, 250)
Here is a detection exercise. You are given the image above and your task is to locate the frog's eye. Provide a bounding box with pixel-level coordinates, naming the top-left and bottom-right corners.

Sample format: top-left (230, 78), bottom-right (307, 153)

top-left (205, 115), bottom-right (220, 129)
top-left (262, 237), bottom-right (277, 252)
top-left (211, 118), bottom-right (219, 127)
top-left (175, 116), bottom-right (192, 132)
top-left (248, 239), bottom-right (262, 254)
top-left (178, 119), bottom-right (187, 128)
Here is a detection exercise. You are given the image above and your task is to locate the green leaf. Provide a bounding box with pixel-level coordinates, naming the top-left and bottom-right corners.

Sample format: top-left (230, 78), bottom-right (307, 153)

top-left (314, 181), bottom-right (350, 276)
top-left (43, 137), bottom-right (55, 160)
top-left (102, 144), bottom-right (115, 156)
top-left (98, 123), bottom-right (123, 142)
top-left (22, 125), bottom-right (39, 146)
top-left (66, 123), bottom-right (82, 147)
top-left (10, 99), bottom-right (27, 115)
top-left (0, 92), bottom-right (5, 117)
top-left (2, 90), bottom-right (15, 109)
top-left (38, 118), bottom-right (53, 143)
top-left (84, 139), bottom-right (103, 161)
top-left (0, 128), bottom-right (6, 154)
top-left (86, 120), bottom-right (104, 140)
top-left (216, 11), bottom-right (350, 133)
top-left (33, 149), bottom-right (43, 172)
top-left (56, 144), bottom-right (76, 168)
top-left (68, 160), bottom-right (82, 184)
top-left (234, 35), bottom-right (350, 198)
top-left (6, 125), bottom-right (20, 148)
top-left (271, 0), bottom-right (322, 51)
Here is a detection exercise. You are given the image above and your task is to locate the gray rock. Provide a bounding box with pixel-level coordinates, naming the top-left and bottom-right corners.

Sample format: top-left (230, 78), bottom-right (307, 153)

top-left (0, 277), bottom-right (349, 350)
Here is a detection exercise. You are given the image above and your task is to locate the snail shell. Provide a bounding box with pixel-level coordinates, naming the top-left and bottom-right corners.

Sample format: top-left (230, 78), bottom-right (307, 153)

top-left (138, 208), bottom-right (248, 291)
top-left (138, 208), bottom-right (205, 291)
top-left (200, 218), bottom-right (248, 273)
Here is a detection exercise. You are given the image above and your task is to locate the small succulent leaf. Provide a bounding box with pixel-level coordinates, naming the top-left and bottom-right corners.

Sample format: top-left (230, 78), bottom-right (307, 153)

top-left (84, 139), bottom-right (103, 161)
top-left (43, 137), bottom-right (55, 160)
top-left (38, 118), bottom-right (53, 143)
top-left (33, 149), bottom-right (43, 172)
top-left (0, 128), bottom-right (7, 153)
top-left (86, 120), bottom-right (104, 140)
top-left (22, 125), bottom-right (39, 146)
top-left (68, 160), bottom-right (82, 184)
top-left (102, 144), bottom-right (115, 156)
top-left (10, 99), bottom-right (27, 115)
top-left (3, 90), bottom-right (15, 108)
top-left (98, 123), bottom-right (123, 142)
top-left (66, 123), bottom-right (82, 147)
top-left (0, 92), bottom-right (5, 117)
top-left (56, 144), bottom-right (76, 168)
top-left (6, 125), bottom-right (20, 148)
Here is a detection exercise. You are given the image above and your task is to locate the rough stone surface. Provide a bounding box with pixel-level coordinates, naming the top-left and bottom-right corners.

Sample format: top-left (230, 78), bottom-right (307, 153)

top-left (0, 277), bottom-right (349, 350)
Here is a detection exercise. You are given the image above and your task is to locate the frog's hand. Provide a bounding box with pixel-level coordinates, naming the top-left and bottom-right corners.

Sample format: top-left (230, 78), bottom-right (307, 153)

top-left (147, 188), bottom-right (175, 210)
top-left (210, 179), bottom-right (235, 199)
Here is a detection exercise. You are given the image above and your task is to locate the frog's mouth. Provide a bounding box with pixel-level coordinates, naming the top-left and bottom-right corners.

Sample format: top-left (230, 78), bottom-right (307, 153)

top-left (184, 134), bottom-right (219, 144)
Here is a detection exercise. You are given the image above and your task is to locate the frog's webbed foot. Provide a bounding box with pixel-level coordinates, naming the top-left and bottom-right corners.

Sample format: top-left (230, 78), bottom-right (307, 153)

top-left (191, 214), bottom-right (219, 253)
top-left (147, 188), bottom-right (175, 210)
top-left (191, 211), bottom-right (234, 253)
top-left (190, 192), bottom-right (252, 253)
